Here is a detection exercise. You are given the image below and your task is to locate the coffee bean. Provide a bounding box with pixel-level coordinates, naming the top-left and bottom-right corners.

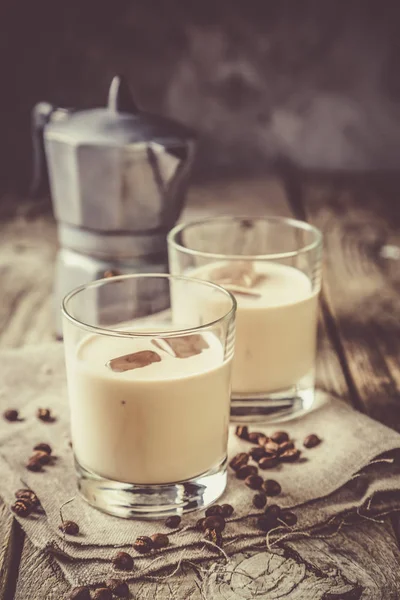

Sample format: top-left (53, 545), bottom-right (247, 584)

top-left (236, 464), bottom-right (258, 480)
top-left (33, 442), bottom-right (52, 454)
top-left (69, 586), bottom-right (91, 600)
top-left (280, 510), bottom-right (298, 527)
top-left (151, 533), bottom-right (169, 549)
top-left (113, 551), bottom-right (134, 571)
top-left (12, 499), bottom-right (31, 517)
top-left (195, 517), bottom-right (206, 531)
top-left (278, 441), bottom-right (295, 454)
top-left (264, 441), bottom-right (280, 455)
top-left (105, 579), bottom-right (129, 598)
top-left (252, 492), bottom-right (267, 509)
top-left (93, 589), bottom-right (112, 600)
top-left (26, 457), bottom-right (43, 472)
top-left (15, 489), bottom-right (39, 507)
top-left (259, 456), bottom-right (279, 470)
top-left (249, 446), bottom-right (266, 462)
top-left (31, 450), bottom-right (51, 465)
top-left (304, 434), bottom-right (322, 449)
top-left (245, 474), bottom-right (263, 490)
top-left (133, 536), bottom-right (153, 554)
top-left (220, 503), bottom-right (234, 518)
top-left (262, 479), bottom-right (282, 496)
top-left (248, 432), bottom-right (265, 444)
top-left (165, 515), bottom-right (181, 528)
top-left (264, 504), bottom-right (281, 520)
top-left (204, 515), bottom-right (225, 531)
top-left (37, 408), bottom-right (54, 422)
top-left (257, 516), bottom-right (276, 532)
top-left (205, 504), bottom-right (223, 517)
top-left (229, 452), bottom-right (249, 471)
top-left (3, 409), bottom-right (19, 422)
top-left (235, 425), bottom-right (249, 440)
top-left (204, 528), bottom-right (223, 548)
top-left (59, 520), bottom-right (79, 535)
top-left (271, 431), bottom-right (289, 444)
top-left (280, 449), bottom-right (301, 462)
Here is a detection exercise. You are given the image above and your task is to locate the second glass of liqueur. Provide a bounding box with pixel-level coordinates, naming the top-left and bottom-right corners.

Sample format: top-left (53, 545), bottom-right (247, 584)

top-left (168, 216), bottom-right (322, 421)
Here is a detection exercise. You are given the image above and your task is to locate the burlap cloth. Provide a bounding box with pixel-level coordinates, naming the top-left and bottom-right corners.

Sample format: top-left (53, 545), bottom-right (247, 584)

top-left (1, 343), bottom-right (400, 588)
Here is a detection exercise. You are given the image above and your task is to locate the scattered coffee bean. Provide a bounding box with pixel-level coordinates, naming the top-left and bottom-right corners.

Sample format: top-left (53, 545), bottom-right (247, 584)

top-left (33, 442), bottom-right (52, 454)
top-left (220, 503), bottom-right (234, 518)
top-left (271, 431), bottom-right (289, 444)
top-left (245, 474), bottom-right (263, 490)
top-left (236, 464), bottom-right (258, 480)
top-left (304, 434), bottom-right (322, 449)
top-left (257, 434), bottom-right (268, 446)
top-left (264, 504), bottom-right (281, 520)
top-left (259, 456), bottom-right (279, 470)
top-left (257, 516), bottom-right (276, 532)
top-left (278, 441), bottom-right (295, 454)
top-left (205, 504), bottom-right (223, 517)
top-left (31, 450), bottom-right (51, 465)
top-left (235, 425), bottom-right (249, 440)
top-left (264, 441), bottom-right (280, 455)
top-left (59, 520), bottom-right (80, 535)
top-left (133, 536), bottom-right (153, 554)
top-left (93, 588), bottom-right (112, 600)
top-left (195, 517), bottom-right (206, 531)
top-left (248, 431), bottom-right (265, 444)
top-left (204, 515), bottom-right (225, 531)
top-left (165, 515), bottom-right (181, 528)
top-left (229, 452), bottom-right (249, 471)
top-left (12, 499), bottom-right (31, 517)
top-left (37, 408), bottom-right (54, 422)
top-left (280, 448), bottom-right (301, 462)
top-left (280, 510), bottom-right (298, 527)
top-left (69, 586), bottom-right (91, 600)
top-left (113, 551), bottom-right (134, 571)
top-left (105, 579), bottom-right (130, 597)
top-left (151, 533), bottom-right (169, 549)
top-left (26, 457), bottom-right (43, 472)
top-left (3, 409), bottom-right (19, 422)
top-left (249, 446), bottom-right (267, 462)
top-left (253, 492), bottom-right (267, 509)
top-left (262, 479), bottom-right (282, 496)
top-left (15, 489), bottom-right (39, 507)
top-left (204, 528), bottom-right (223, 548)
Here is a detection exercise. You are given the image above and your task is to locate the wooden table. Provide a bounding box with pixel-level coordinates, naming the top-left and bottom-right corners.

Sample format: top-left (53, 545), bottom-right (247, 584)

top-left (1, 173), bottom-right (400, 599)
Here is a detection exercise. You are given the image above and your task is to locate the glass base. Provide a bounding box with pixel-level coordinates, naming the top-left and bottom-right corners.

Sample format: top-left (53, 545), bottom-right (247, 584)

top-left (230, 385), bottom-right (315, 423)
top-left (76, 458), bottom-right (227, 519)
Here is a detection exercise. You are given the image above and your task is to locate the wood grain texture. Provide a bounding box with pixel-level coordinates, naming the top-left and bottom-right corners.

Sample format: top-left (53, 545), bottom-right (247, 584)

top-left (299, 176), bottom-right (400, 428)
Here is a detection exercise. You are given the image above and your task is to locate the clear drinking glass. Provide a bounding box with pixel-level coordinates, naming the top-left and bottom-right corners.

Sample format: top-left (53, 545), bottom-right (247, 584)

top-left (168, 216), bottom-right (322, 422)
top-left (62, 274), bottom-right (236, 518)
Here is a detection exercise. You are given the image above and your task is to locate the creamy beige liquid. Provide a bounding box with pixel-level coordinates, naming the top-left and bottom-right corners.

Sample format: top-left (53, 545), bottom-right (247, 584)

top-left (67, 332), bottom-right (231, 484)
top-left (188, 262), bottom-right (318, 395)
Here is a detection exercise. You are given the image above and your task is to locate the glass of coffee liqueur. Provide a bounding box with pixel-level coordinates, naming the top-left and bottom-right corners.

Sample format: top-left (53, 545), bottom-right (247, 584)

top-left (168, 216), bottom-right (322, 422)
top-left (62, 274), bottom-right (236, 518)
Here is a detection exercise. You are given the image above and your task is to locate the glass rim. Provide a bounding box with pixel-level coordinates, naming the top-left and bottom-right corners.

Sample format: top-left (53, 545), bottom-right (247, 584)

top-left (168, 215), bottom-right (323, 261)
top-left (61, 272), bottom-right (237, 338)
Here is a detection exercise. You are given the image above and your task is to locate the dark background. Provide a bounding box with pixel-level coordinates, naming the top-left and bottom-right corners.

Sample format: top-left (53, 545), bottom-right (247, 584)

top-left (3, 0), bottom-right (400, 198)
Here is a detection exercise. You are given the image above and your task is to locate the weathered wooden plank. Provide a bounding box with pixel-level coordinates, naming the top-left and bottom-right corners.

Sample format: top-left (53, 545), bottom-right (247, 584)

top-left (0, 499), bottom-right (24, 600)
top-left (14, 537), bottom-right (70, 600)
top-left (298, 176), bottom-right (400, 428)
